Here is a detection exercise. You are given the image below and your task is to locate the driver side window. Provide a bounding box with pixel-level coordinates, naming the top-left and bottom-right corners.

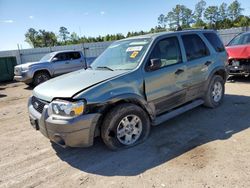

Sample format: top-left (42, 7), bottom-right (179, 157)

top-left (150, 37), bottom-right (182, 68)
top-left (54, 53), bottom-right (69, 61)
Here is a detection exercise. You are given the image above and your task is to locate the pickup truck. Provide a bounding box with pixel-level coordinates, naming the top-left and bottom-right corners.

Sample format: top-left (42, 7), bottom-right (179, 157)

top-left (14, 50), bottom-right (95, 86)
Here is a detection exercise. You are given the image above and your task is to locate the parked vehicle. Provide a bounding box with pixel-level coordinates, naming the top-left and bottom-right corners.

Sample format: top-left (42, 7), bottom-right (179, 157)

top-left (28, 30), bottom-right (227, 150)
top-left (226, 32), bottom-right (250, 77)
top-left (14, 50), bottom-right (95, 86)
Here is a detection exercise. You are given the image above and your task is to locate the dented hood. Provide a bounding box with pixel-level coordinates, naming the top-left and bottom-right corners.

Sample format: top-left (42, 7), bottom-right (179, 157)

top-left (226, 44), bottom-right (250, 59)
top-left (33, 69), bottom-right (127, 102)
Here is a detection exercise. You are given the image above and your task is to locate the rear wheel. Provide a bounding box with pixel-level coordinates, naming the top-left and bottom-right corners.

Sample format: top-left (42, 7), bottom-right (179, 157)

top-left (204, 75), bottom-right (225, 108)
top-left (33, 71), bottom-right (50, 86)
top-left (101, 104), bottom-right (150, 150)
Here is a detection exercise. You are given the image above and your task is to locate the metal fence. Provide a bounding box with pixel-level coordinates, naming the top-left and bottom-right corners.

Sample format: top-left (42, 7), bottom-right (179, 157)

top-left (0, 27), bottom-right (249, 65)
top-left (0, 41), bottom-right (113, 65)
top-left (217, 26), bottom-right (250, 45)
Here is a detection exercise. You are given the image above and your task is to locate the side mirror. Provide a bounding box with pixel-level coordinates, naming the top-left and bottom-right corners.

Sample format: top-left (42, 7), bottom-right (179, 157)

top-left (52, 57), bottom-right (58, 62)
top-left (148, 58), bottom-right (162, 71)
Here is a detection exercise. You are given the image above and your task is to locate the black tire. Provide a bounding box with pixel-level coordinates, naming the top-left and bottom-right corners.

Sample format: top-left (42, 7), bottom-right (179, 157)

top-left (101, 103), bottom-right (151, 150)
top-left (33, 71), bottom-right (50, 86)
top-left (204, 75), bottom-right (225, 108)
top-left (25, 83), bottom-right (34, 87)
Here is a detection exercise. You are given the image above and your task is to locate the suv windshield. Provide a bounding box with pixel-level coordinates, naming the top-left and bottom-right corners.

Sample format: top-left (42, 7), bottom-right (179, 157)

top-left (91, 38), bottom-right (152, 71)
top-left (39, 53), bottom-right (55, 62)
top-left (228, 32), bottom-right (250, 46)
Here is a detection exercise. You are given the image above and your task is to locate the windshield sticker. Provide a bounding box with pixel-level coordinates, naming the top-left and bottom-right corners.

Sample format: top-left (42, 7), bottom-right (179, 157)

top-left (126, 46), bottom-right (143, 52)
top-left (130, 51), bottom-right (139, 58)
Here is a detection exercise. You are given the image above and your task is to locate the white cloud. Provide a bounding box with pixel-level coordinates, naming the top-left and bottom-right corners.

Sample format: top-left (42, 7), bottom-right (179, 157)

top-left (100, 11), bottom-right (106, 16)
top-left (84, 12), bottom-right (89, 16)
top-left (29, 16), bottom-right (34, 19)
top-left (0, 19), bottom-right (14, 23)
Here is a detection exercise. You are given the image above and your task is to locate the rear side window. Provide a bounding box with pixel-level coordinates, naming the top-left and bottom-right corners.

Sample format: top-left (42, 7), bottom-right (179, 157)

top-left (69, 52), bottom-right (81, 60)
top-left (204, 33), bottom-right (225, 52)
top-left (182, 34), bottom-right (210, 61)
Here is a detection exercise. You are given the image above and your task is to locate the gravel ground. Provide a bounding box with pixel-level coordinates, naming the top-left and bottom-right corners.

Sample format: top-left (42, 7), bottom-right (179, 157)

top-left (0, 77), bottom-right (250, 188)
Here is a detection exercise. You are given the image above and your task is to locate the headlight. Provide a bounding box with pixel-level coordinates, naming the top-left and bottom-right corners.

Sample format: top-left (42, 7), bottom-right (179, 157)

top-left (48, 99), bottom-right (85, 117)
top-left (21, 66), bottom-right (29, 71)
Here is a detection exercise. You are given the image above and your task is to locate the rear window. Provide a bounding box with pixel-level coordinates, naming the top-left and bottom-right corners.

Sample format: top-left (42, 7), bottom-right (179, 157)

top-left (204, 33), bottom-right (225, 52)
top-left (182, 34), bottom-right (210, 61)
top-left (69, 52), bottom-right (81, 60)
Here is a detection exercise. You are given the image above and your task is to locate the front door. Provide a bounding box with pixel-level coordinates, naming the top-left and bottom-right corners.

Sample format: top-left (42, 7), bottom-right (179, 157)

top-left (144, 36), bottom-right (188, 115)
top-left (52, 52), bottom-right (71, 75)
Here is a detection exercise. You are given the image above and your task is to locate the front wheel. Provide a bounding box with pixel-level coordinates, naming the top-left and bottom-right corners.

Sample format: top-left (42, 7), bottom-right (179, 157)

top-left (33, 71), bottom-right (50, 86)
top-left (101, 104), bottom-right (150, 150)
top-left (204, 75), bottom-right (225, 108)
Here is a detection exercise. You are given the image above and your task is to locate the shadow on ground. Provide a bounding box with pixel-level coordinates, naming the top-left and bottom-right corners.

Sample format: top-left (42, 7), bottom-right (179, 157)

top-left (227, 75), bottom-right (250, 83)
top-left (0, 94), bottom-right (7, 98)
top-left (53, 94), bottom-right (250, 176)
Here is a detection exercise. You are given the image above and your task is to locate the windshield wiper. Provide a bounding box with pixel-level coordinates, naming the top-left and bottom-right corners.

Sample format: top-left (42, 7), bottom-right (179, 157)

top-left (96, 66), bottom-right (114, 71)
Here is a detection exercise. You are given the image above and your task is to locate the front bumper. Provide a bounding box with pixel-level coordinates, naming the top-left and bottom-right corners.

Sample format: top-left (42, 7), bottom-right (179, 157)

top-left (227, 65), bottom-right (250, 76)
top-left (14, 71), bottom-right (33, 83)
top-left (28, 97), bottom-right (101, 148)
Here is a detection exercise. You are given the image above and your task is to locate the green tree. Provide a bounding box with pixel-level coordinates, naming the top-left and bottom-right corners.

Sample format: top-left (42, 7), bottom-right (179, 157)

top-left (234, 15), bottom-right (250, 27)
top-left (228, 0), bottom-right (243, 21)
top-left (70, 32), bottom-right (80, 44)
top-left (158, 14), bottom-right (166, 28)
top-left (59, 26), bottom-right (70, 43)
top-left (194, 0), bottom-right (206, 24)
top-left (25, 28), bottom-right (39, 47)
top-left (204, 6), bottom-right (219, 28)
top-left (219, 3), bottom-right (228, 21)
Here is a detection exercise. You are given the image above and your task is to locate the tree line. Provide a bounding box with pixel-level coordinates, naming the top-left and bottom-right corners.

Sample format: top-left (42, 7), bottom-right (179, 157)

top-left (25, 0), bottom-right (250, 48)
top-left (158, 0), bottom-right (249, 29)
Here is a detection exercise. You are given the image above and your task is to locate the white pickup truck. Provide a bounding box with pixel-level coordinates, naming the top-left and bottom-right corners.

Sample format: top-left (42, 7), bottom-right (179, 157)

top-left (14, 50), bottom-right (95, 86)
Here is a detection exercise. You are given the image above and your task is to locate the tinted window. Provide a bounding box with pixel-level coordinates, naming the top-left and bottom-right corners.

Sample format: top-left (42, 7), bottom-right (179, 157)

top-left (150, 37), bottom-right (182, 68)
top-left (54, 53), bottom-right (70, 61)
top-left (182, 34), bottom-right (210, 61)
top-left (204, 33), bottom-right (225, 52)
top-left (69, 52), bottom-right (81, 60)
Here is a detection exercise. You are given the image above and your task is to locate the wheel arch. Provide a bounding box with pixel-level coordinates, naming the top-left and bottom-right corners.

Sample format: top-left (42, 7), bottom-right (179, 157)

top-left (33, 69), bottom-right (52, 78)
top-left (92, 94), bottom-right (155, 137)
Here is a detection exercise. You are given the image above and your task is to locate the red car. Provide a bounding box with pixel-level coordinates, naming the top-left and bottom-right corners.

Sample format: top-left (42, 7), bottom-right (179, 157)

top-left (226, 32), bottom-right (250, 77)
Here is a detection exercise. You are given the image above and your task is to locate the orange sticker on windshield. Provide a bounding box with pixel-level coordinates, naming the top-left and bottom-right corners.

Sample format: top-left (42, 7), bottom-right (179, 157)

top-left (130, 51), bottom-right (139, 58)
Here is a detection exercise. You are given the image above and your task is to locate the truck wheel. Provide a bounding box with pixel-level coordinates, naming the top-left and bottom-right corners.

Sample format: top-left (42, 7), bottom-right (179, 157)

top-left (204, 75), bottom-right (225, 108)
top-left (33, 72), bottom-right (50, 86)
top-left (101, 103), bottom-right (150, 150)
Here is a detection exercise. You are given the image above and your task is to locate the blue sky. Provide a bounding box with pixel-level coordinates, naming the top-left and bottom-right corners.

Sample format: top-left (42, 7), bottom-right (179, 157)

top-left (0, 0), bottom-right (249, 51)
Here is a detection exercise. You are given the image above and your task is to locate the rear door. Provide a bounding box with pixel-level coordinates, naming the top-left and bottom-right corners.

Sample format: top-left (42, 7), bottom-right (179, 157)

top-left (67, 52), bottom-right (85, 72)
top-left (180, 34), bottom-right (212, 101)
top-left (144, 36), bottom-right (188, 115)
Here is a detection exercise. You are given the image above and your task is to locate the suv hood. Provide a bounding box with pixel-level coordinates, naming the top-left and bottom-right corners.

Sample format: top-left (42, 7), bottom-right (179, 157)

top-left (226, 44), bottom-right (250, 59)
top-left (33, 69), bottom-right (127, 102)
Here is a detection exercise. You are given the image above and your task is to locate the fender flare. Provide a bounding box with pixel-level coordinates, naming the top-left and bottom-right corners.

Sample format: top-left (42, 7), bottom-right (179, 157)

top-left (205, 66), bottom-right (228, 88)
top-left (102, 93), bottom-right (156, 121)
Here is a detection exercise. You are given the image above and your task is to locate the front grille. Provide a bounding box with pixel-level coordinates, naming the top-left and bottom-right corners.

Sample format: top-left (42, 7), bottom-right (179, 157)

top-left (31, 96), bottom-right (48, 114)
top-left (228, 59), bottom-right (250, 66)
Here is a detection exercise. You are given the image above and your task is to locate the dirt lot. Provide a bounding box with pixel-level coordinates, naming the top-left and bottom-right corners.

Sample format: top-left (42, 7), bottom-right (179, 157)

top-left (0, 78), bottom-right (250, 188)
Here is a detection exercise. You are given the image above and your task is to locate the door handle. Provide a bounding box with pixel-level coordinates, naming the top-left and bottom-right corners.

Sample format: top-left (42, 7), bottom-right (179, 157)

top-left (204, 61), bottom-right (212, 66)
top-left (175, 69), bottom-right (184, 75)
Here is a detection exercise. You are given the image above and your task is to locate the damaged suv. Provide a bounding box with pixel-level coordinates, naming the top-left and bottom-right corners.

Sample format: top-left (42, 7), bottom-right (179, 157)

top-left (226, 32), bottom-right (250, 77)
top-left (28, 30), bottom-right (227, 150)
